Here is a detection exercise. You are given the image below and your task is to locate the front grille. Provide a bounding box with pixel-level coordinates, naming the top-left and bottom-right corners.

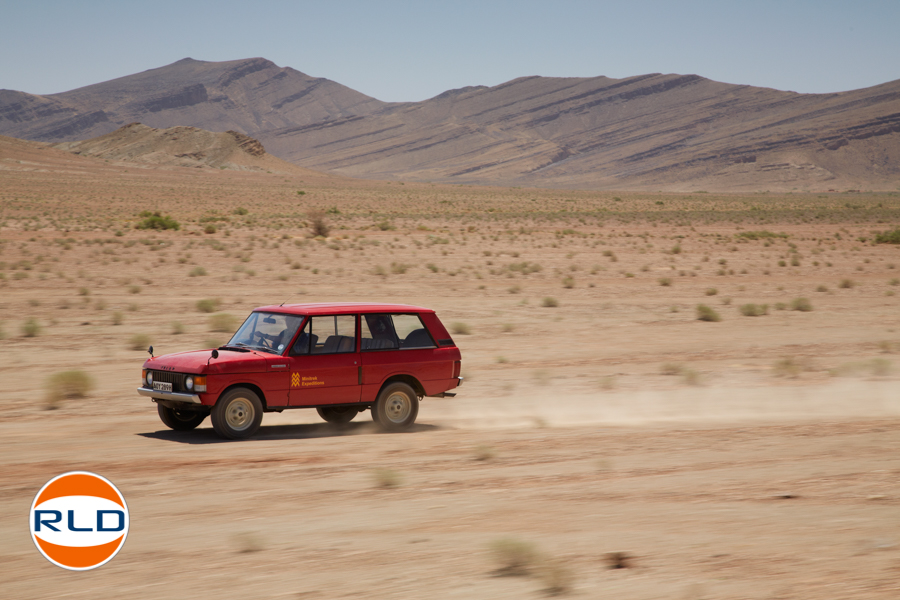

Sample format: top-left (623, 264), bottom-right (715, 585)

top-left (149, 370), bottom-right (187, 392)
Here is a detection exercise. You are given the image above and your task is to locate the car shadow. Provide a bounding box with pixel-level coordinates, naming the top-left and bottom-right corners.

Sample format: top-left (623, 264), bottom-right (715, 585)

top-left (137, 421), bottom-right (442, 444)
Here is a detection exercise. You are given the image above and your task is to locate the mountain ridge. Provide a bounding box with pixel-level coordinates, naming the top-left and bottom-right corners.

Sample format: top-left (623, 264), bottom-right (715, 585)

top-left (1, 57), bottom-right (898, 191)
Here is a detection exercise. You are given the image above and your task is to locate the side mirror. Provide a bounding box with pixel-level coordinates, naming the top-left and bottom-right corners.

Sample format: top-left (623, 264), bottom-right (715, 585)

top-left (211, 349), bottom-right (219, 359)
top-left (147, 346), bottom-right (154, 358)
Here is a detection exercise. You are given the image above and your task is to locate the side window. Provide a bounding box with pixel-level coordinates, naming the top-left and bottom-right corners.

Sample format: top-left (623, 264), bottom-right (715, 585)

top-left (361, 314), bottom-right (399, 351)
top-left (309, 315), bottom-right (356, 354)
top-left (393, 314), bottom-right (436, 349)
top-left (361, 314), bottom-right (435, 351)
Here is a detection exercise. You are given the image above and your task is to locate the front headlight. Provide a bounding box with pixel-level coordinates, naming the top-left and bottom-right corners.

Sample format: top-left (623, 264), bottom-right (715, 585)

top-left (146, 370), bottom-right (153, 386)
top-left (185, 376), bottom-right (194, 391)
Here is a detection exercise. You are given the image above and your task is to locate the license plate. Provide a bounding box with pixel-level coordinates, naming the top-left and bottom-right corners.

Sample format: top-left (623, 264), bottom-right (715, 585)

top-left (153, 381), bottom-right (173, 392)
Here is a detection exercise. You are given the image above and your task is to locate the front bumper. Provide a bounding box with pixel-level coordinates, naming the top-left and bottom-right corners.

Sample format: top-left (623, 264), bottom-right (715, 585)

top-left (137, 387), bottom-right (202, 404)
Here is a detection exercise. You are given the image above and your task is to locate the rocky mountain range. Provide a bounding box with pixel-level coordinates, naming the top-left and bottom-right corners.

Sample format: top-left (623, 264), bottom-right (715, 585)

top-left (2, 57), bottom-right (898, 190)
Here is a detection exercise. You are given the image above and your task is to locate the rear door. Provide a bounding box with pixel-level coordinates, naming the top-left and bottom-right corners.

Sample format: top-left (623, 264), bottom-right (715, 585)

top-left (288, 314), bottom-right (361, 406)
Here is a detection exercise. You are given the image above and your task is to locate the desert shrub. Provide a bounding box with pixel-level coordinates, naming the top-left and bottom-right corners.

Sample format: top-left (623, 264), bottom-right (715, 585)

top-left (233, 207), bottom-right (249, 215)
top-left (507, 285), bottom-right (521, 294)
top-left (889, 278), bottom-right (899, 286)
top-left (682, 368), bottom-right (701, 385)
top-left (209, 313), bottom-right (237, 333)
top-left (204, 224), bottom-right (217, 234)
top-left (373, 265), bottom-right (387, 276)
top-left (45, 370), bottom-right (95, 408)
top-left (508, 261), bottom-right (542, 275)
top-left (773, 357), bottom-right (804, 378)
top-left (376, 220), bottom-right (394, 231)
top-left (658, 277), bottom-right (672, 286)
top-left (112, 311), bottom-right (124, 325)
top-left (705, 288), bottom-right (718, 296)
top-left (0, 322), bottom-right (5, 340)
top-left (473, 445), bottom-right (496, 461)
top-left (372, 468), bottom-right (402, 488)
top-left (561, 276), bottom-right (575, 289)
top-left (196, 298), bottom-right (220, 313)
top-left (791, 297), bottom-right (813, 312)
top-left (696, 304), bottom-right (721, 322)
top-left (171, 321), bottom-right (185, 335)
top-left (736, 230), bottom-right (788, 240)
top-left (189, 266), bottom-right (207, 277)
top-left (135, 211), bottom-right (180, 230)
top-left (128, 285), bottom-right (141, 294)
top-left (501, 323), bottom-right (515, 332)
top-left (390, 262), bottom-right (410, 274)
top-left (874, 228), bottom-right (900, 244)
top-left (838, 279), bottom-right (854, 289)
top-left (661, 363), bottom-right (683, 375)
top-left (21, 318), bottom-right (41, 337)
top-left (307, 210), bottom-right (330, 237)
top-left (740, 303), bottom-right (769, 316)
top-left (816, 285), bottom-right (828, 292)
top-left (450, 322), bottom-right (471, 335)
top-left (489, 538), bottom-right (537, 576)
top-left (129, 333), bottom-right (151, 351)
top-left (541, 297), bottom-right (559, 308)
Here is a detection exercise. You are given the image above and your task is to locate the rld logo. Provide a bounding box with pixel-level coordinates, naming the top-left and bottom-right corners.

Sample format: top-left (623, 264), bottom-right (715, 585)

top-left (30, 471), bottom-right (129, 570)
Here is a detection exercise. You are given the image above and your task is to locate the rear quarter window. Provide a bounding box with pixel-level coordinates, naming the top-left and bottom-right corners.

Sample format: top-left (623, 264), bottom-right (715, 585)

top-left (361, 313), bottom-right (435, 350)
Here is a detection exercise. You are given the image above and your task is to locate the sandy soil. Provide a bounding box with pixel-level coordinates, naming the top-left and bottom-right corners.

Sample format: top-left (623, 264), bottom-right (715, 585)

top-left (1, 148), bottom-right (900, 598)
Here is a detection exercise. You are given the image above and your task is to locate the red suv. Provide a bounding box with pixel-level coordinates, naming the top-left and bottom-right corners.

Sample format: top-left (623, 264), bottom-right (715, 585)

top-left (138, 303), bottom-right (463, 439)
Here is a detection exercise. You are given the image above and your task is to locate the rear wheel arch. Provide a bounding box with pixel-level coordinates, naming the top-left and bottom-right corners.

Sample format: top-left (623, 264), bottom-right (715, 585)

top-left (379, 374), bottom-right (424, 398)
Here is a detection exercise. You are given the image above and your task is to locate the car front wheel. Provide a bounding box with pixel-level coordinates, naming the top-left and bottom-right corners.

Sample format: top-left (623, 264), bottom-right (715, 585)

top-left (211, 388), bottom-right (263, 440)
top-left (157, 404), bottom-right (207, 431)
top-left (373, 382), bottom-right (419, 431)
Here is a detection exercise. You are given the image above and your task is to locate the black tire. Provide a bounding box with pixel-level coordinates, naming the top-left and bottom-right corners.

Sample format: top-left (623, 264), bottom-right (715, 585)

top-left (211, 388), bottom-right (263, 440)
top-left (372, 382), bottom-right (419, 431)
top-left (157, 404), bottom-right (207, 431)
top-left (316, 406), bottom-right (359, 424)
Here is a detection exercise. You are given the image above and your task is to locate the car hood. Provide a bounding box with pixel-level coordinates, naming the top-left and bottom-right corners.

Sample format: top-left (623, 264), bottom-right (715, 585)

top-left (142, 348), bottom-right (269, 375)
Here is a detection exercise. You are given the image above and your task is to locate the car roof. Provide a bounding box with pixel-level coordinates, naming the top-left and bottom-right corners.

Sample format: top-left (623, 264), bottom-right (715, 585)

top-left (253, 302), bottom-right (435, 316)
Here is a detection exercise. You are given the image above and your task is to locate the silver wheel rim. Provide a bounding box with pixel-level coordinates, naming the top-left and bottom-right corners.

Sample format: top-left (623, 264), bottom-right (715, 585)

top-left (225, 398), bottom-right (254, 431)
top-left (384, 392), bottom-right (411, 424)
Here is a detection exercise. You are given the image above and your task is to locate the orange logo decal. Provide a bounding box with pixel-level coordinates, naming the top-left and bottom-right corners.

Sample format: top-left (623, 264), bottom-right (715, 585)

top-left (291, 372), bottom-right (300, 387)
top-left (30, 472), bottom-right (129, 570)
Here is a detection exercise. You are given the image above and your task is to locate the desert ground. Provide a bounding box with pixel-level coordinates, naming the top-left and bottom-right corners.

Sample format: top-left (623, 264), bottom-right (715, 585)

top-left (1, 144), bottom-right (900, 598)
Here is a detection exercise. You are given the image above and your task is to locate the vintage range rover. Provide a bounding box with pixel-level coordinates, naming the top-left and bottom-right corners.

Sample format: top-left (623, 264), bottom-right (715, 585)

top-left (138, 303), bottom-right (463, 439)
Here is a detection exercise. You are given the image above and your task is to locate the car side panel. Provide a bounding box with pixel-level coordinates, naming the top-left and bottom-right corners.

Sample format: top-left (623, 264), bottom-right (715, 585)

top-left (360, 346), bottom-right (460, 401)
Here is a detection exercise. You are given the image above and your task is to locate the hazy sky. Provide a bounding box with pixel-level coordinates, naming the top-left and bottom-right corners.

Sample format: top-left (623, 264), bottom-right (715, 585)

top-left (3, 1), bottom-right (898, 102)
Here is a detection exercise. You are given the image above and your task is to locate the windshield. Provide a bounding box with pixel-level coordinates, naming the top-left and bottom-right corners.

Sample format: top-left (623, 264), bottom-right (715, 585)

top-left (225, 312), bottom-right (304, 355)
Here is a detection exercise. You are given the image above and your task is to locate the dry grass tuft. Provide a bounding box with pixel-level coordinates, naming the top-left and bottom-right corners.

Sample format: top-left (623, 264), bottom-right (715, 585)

top-left (129, 333), bottom-right (151, 351)
top-left (696, 304), bottom-right (721, 322)
top-left (209, 313), bottom-right (238, 333)
top-left (489, 538), bottom-right (537, 576)
top-left (451, 322), bottom-right (471, 335)
top-left (45, 370), bottom-right (95, 409)
top-left (372, 468), bottom-right (402, 488)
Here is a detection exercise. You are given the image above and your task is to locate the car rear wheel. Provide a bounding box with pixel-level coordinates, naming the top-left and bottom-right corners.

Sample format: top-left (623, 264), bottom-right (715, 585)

top-left (316, 406), bottom-right (359, 424)
top-left (211, 388), bottom-right (263, 440)
top-left (373, 382), bottom-right (419, 431)
top-left (157, 404), bottom-right (207, 431)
